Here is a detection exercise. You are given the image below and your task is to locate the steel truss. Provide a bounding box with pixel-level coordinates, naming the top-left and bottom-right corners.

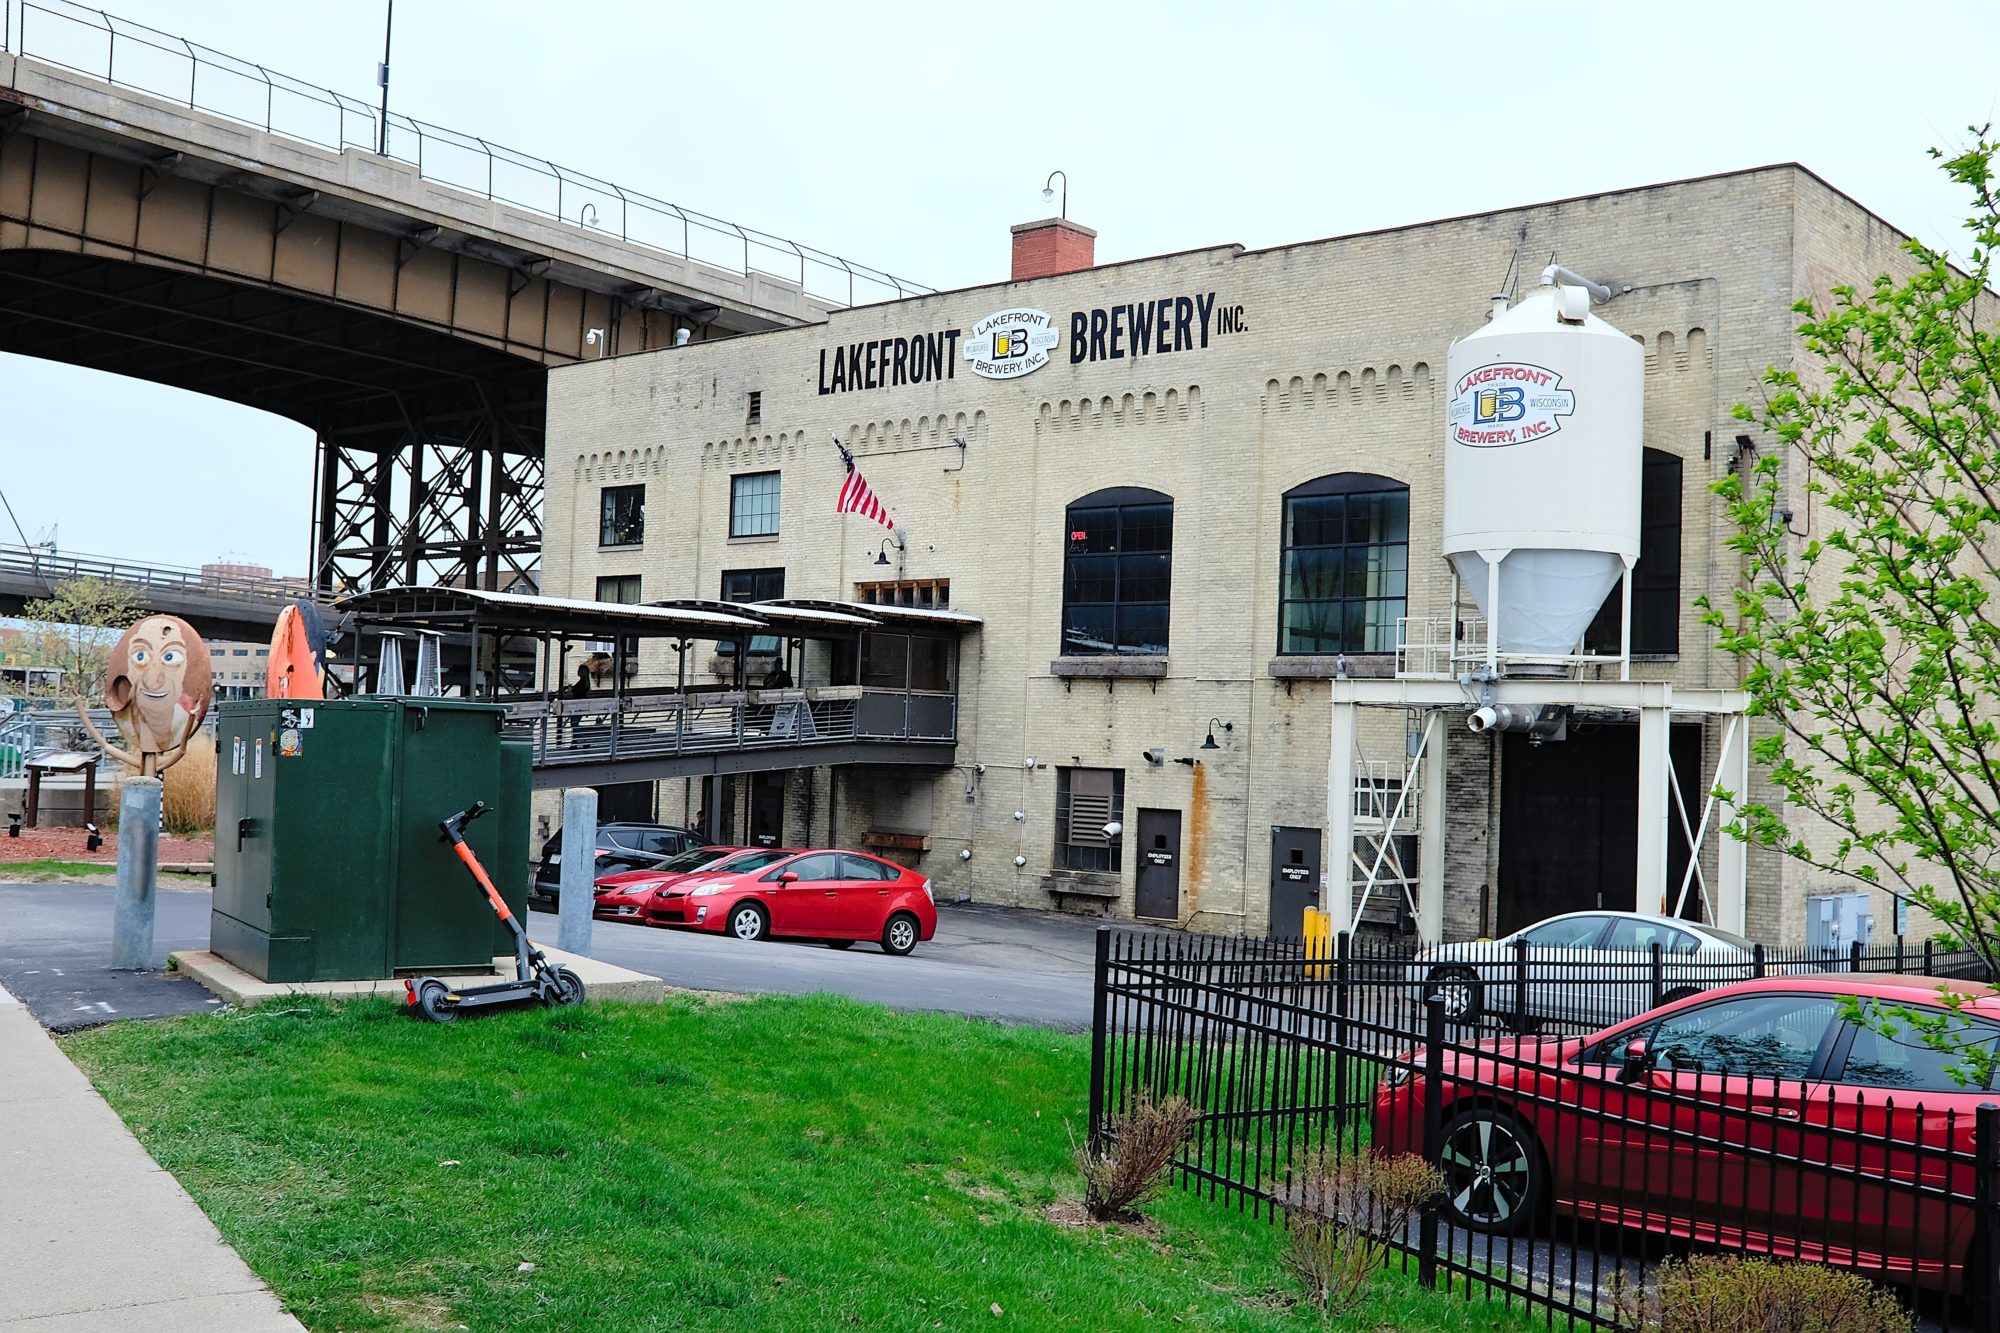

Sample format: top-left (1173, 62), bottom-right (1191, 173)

top-left (313, 411), bottom-right (543, 595)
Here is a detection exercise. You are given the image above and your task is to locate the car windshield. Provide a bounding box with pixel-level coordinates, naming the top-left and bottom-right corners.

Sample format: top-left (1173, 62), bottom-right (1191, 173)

top-left (653, 848), bottom-right (730, 874)
top-left (1689, 923), bottom-right (1755, 951)
top-left (710, 849), bottom-right (792, 874)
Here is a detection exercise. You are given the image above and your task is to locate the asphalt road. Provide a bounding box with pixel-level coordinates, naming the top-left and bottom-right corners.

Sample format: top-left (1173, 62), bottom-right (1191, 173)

top-left (0, 880), bottom-right (224, 1030)
top-left (0, 880), bottom-right (1119, 1031)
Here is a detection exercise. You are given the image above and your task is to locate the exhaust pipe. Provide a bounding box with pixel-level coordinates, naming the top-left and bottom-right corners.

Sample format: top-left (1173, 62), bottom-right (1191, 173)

top-left (1467, 703), bottom-right (1569, 738)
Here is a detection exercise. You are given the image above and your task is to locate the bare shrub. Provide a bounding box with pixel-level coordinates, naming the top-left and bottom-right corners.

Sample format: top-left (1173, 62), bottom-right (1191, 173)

top-left (1073, 1092), bottom-right (1199, 1222)
top-left (1281, 1150), bottom-right (1440, 1319)
top-left (161, 731), bottom-right (216, 834)
top-left (1635, 1255), bottom-right (1914, 1333)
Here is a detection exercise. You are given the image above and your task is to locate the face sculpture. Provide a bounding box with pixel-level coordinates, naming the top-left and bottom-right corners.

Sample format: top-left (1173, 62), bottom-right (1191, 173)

top-left (101, 615), bottom-right (211, 773)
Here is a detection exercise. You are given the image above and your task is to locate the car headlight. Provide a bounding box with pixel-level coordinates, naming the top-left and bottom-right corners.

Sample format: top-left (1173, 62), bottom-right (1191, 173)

top-left (1381, 1050), bottom-right (1415, 1087)
top-left (690, 883), bottom-right (722, 897)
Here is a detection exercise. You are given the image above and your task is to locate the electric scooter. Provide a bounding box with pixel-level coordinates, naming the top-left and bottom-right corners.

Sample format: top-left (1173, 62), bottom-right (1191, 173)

top-left (405, 801), bottom-right (585, 1022)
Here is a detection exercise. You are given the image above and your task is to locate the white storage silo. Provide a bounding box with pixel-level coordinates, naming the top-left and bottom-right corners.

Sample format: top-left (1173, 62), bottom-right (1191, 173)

top-left (1443, 275), bottom-right (1643, 660)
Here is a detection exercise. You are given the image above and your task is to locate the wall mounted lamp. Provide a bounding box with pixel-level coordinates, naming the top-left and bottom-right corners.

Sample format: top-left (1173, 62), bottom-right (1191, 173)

top-left (1201, 718), bottom-right (1234, 750)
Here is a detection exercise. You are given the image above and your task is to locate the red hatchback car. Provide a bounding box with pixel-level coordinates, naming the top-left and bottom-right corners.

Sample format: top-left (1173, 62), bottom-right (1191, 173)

top-left (639, 847), bottom-right (797, 927)
top-left (592, 846), bottom-right (741, 922)
top-left (664, 848), bottom-right (937, 955)
top-left (1374, 974), bottom-right (2000, 1293)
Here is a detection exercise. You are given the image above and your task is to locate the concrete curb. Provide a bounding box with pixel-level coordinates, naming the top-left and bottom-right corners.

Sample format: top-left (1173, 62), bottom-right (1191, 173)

top-left (170, 944), bottom-right (667, 1008)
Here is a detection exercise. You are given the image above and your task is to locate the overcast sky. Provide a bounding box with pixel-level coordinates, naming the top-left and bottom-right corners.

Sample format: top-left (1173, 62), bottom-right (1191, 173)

top-left (2, 0), bottom-right (1996, 573)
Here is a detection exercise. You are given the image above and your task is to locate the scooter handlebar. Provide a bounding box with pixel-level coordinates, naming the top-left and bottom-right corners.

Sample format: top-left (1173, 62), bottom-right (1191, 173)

top-left (438, 801), bottom-right (491, 842)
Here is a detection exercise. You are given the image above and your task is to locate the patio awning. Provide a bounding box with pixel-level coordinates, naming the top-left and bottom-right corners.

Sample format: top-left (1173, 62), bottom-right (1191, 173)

top-left (645, 598), bottom-right (880, 638)
top-left (765, 598), bottom-right (983, 634)
top-left (333, 586), bottom-right (767, 639)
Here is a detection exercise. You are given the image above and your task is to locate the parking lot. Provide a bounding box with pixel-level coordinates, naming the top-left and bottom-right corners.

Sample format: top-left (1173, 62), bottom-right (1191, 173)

top-left (0, 878), bottom-right (1125, 1030)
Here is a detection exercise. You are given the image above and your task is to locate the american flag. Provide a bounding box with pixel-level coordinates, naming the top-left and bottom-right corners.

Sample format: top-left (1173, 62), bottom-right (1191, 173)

top-left (834, 439), bottom-right (895, 530)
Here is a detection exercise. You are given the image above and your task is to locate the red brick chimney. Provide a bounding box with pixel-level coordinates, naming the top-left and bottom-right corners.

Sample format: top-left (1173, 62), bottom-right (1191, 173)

top-left (1011, 218), bottom-right (1096, 281)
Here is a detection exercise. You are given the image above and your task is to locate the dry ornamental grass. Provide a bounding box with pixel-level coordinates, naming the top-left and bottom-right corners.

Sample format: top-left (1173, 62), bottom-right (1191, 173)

top-left (160, 731), bottom-right (217, 834)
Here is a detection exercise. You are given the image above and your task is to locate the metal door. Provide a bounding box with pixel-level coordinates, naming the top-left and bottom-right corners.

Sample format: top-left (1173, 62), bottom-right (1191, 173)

top-left (1134, 808), bottom-right (1181, 920)
top-left (1269, 826), bottom-right (1321, 938)
top-left (749, 771), bottom-right (786, 846)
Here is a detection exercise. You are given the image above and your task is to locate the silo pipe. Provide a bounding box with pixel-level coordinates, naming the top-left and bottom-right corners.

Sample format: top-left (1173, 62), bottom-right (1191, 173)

top-left (1540, 263), bottom-right (1612, 303)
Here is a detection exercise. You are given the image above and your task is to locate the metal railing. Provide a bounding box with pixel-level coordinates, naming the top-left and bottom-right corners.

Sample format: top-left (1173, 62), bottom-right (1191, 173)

top-left (2, 0), bottom-right (932, 309)
top-left (0, 706), bottom-right (118, 778)
top-left (507, 687), bottom-right (957, 770)
top-left (0, 543), bottom-right (309, 606)
top-left (1090, 928), bottom-right (2000, 1331)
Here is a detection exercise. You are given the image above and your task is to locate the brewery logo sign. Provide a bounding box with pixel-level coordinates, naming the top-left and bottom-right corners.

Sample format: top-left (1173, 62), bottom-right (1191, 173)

top-left (962, 308), bottom-right (1062, 380)
top-left (1447, 362), bottom-right (1576, 447)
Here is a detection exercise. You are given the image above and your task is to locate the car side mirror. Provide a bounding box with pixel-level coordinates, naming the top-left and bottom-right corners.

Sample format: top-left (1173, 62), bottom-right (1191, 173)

top-left (1618, 1038), bottom-right (1654, 1084)
top-left (777, 871), bottom-right (799, 884)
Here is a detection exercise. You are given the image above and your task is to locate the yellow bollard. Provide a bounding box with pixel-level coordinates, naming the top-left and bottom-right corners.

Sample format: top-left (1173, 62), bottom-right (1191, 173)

top-left (1302, 906), bottom-right (1332, 980)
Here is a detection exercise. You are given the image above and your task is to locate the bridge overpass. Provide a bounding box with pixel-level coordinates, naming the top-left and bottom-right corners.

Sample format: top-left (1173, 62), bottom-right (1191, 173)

top-left (0, 543), bottom-right (316, 641)
top-left (0, 1), bottom-right (926, 594)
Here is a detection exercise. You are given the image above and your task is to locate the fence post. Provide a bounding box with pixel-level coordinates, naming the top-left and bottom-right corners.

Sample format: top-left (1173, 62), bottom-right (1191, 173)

top-left (1649, 940), bottom-right (1664, 1010)
top-left (1850, 939), bottom-right (1864, 974)
top-left (1925, 937), bottom-right (1935, 977)
top-left (1332, 930), bottom-right (1351, 1139)
top-left (1512, 937), bottom-right (1529, 1036)
top-left (1088, 926), bottom-right (1110, 1148)
top-left (1419, 993), bottom-right (1446, 1291)
top-left (1973, 1104), bottom-right (2000, 1331)
top-left (1753, 941), bottom-right (1765, 979)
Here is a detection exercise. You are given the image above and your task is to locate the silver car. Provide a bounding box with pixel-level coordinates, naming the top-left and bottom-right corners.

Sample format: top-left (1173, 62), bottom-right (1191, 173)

top-left (1410, 910), bottom-right (1760, 1029)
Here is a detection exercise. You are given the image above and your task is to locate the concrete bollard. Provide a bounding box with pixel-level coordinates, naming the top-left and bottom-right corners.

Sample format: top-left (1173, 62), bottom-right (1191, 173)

top-left (110, 777), bottom-right (162, 969)
top-left (557, 787), bottom-right (596, 957)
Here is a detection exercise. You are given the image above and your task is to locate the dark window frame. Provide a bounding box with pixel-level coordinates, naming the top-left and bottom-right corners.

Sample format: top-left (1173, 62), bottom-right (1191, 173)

top-left (1586, 449), bottom-right (1683, 657)
top-left (1061, 487), bottom-right (1172, 657)
top-left (729, 471), bottom-right (782, 538)
top-left (719, 568), bottom-right (785, 656)
top-left (1055, 766), bottom-right (1125, 873)
top-left (1277, 472), bottom-right (1410, 656)
top-left (599, 483), bottom-right (645, 547)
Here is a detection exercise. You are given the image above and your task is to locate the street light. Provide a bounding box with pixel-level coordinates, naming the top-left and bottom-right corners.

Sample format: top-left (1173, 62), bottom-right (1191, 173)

top-left (1042, 169), bottom-right (1068, 220)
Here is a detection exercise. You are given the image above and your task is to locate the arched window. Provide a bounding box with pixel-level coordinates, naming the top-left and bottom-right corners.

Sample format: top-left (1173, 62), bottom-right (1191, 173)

top-left (1585, 448), bottom-right (1683, 656)
top-left (1278, 473), bottom-right (1409, 655)
top-left (1062, 487), bottom-right (1172, 656)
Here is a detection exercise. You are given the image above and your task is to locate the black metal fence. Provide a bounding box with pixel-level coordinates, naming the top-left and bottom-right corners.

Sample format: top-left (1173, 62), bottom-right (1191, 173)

top-left (1089, 928), bottom-right (2000, 1330)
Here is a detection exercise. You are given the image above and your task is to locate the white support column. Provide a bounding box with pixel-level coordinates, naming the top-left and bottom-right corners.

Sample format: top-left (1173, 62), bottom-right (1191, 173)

top-left (1418, 710), bottom-right (1446, 944)
top-left (1636, 700), bottom-right (1671, 915)
top-left (1328, 699), bottom-right (1357, 932)
top-left (1716, 713), bottom-right (1750, 935)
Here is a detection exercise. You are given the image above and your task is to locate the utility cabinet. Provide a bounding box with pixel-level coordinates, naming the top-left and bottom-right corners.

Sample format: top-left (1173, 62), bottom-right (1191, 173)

top-left (1806, 891), bottom-right (1876, 954)
top-left (211, 697), bottom-right (527, 982)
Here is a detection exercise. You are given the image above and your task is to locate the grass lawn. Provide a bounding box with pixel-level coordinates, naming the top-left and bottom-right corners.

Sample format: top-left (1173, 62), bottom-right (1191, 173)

top-left (64, 994), bottom-right (1537, 1332)
top-left (1, 858), bottom-right (207, 881)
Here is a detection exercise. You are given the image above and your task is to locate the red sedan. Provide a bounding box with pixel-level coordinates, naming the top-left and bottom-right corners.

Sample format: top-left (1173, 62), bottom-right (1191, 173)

top-left (1373, 975), bottom-right (2000, 1293)
top-left (592, 846), bottom-right (741, 922)
top-left (666, 848), bottom-right (937, 955)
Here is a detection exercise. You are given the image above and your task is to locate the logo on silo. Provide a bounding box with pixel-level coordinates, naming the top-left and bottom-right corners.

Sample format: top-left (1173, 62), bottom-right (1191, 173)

top-left (1447, 362), bottom-right (1576, 447)
top-left (963, 308), bottom-right (1062, 380)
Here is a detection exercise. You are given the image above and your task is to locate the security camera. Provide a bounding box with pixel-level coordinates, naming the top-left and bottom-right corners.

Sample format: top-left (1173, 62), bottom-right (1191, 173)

top-left (973, 763), bottom-right (986, 775)
top-left (1013, 810), bottom-right (1028, 821)
top-left (673, 327), bottom-right (693, 346)
top-left (1023, 756), bottom-right (1037, 770)
top-left (1102, 822), bottom-right (1123, 839)
top-left (959, 848), bottom-right (972, 861)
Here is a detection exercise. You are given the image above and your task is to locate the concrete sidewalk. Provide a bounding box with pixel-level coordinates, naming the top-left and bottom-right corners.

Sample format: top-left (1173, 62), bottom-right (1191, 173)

top-left (0, 983), bottom-right (303, 1331)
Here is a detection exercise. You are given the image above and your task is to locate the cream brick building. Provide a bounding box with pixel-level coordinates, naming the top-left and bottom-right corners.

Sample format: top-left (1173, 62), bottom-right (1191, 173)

top-left (538, 164), bottom-right (1926, 946)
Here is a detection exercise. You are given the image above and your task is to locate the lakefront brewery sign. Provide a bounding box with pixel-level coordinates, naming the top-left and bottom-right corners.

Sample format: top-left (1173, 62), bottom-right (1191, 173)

top-left (1447, 362), bottom-right (1577, 447)
top-left (813, 290), bottom-right (1247, 394)
top-left (963, 308), bottom-right (1062, 380)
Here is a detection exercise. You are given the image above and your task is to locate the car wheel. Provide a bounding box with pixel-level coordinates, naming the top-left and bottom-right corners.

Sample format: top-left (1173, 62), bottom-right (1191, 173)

top-left (549, 967), bottom-right (586, 1007)
top-left (825, 939), bottom-right (854, 951)
top-left (1425, 966), bottom-right (1484, 1025)
top-left (414, 979), bottom-right (457, 1024)
top-left (881, 912), bottom-right (920, 956)
top-left (1439, 1105), bottom-right (1545, 1234)
top-left (728, 902), bottom-right (769, 942)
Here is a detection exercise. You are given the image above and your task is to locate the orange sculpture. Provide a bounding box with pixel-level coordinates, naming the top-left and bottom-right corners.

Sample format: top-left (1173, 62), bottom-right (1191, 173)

top-left (77, 614), bottom-right (213, 776)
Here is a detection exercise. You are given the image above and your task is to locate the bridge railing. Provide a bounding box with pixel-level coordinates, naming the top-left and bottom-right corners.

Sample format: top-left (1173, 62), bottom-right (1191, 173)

top-left (4, 0), bottom-right (933, 309)
top-left (0, 544), bottom-right (309, 606)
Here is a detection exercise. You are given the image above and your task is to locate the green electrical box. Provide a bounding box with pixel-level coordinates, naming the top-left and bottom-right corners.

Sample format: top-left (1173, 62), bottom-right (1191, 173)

top-left (211, 697), bottom-right (526, 983)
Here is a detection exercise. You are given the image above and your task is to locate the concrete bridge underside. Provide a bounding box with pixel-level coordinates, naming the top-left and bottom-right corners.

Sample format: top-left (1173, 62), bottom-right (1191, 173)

top-left (0, 52), bottom-right (837, 593)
